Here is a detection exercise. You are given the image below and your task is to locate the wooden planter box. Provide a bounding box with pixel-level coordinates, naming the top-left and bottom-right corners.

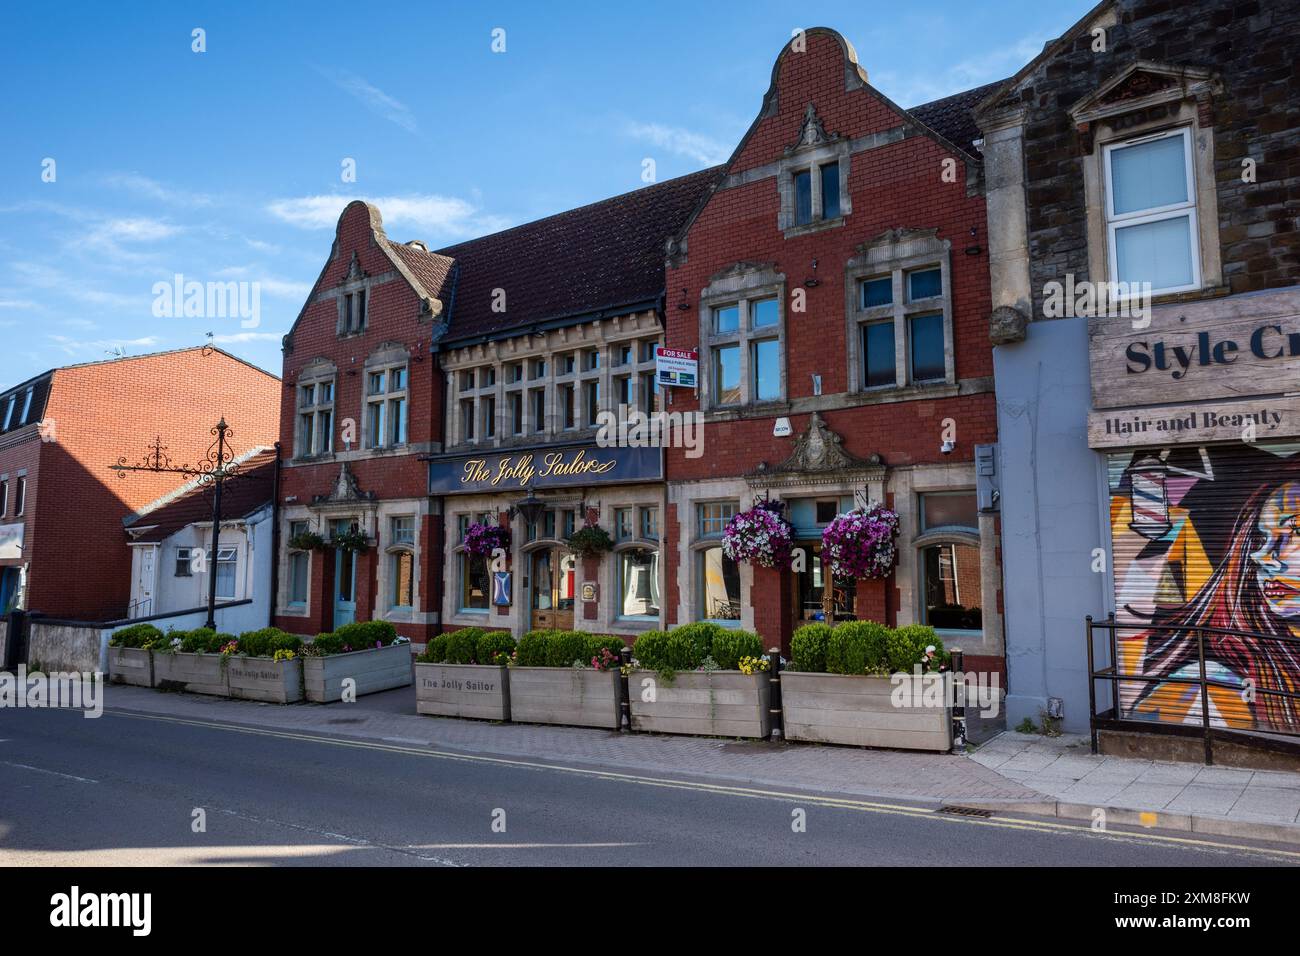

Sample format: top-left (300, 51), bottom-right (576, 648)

top-left (415, 663), bottom-right (509, 720)
top-left (303, 643), bottom-right (412, 703)
top-left (509, 667), bottom-right (622, 730)
top-left (152, 652), bottom-right (229, 696)
top-left (628, 670), bottom-right (770, 739)
top-left (227, 657), bottom-right (303, 704)
top-left (781, 672), bottom-right (952, 752)
top-left (108, 647), bottom-right (153, 687)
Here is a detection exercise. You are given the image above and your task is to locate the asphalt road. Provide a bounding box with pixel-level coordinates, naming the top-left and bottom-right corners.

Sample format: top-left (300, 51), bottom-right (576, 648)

top-left (0, 705), bottom-right (1293, 867)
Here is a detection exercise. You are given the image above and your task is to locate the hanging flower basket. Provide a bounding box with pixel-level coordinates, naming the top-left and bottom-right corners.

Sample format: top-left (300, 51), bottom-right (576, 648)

top-left (463, 522), bottom-right (510, 557)
top-left (330, 527), bottom-right (371, 553)
top-left (566, 524), bottom-right (614, 558)
top-left (821, 504), bottom-right (900, 579)
top-left (722, 501), bottom-right (794, 569)
top-left (288, 530), bottom-right (328, 552)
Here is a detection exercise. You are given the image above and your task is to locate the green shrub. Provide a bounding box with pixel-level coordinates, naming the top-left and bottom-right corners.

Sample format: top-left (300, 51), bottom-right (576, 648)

top-left (826, 621), bottom-right (890, 675)
top-left (894, 624), bottom-right (946, 669)
top-left (418, 634), bottom-right (449, 664)
top-left (631, 630), bottom-right (669, 670)
top-left (237, 627), bottom-right (302, 658)
top-left (516, 629), bottom-right (552, 667)
top-left (584, 634), bottom-right (626, 666)
top-left (668, 622), bottom-right (723, 662)
top-left (884, 629), bottom-right (921, 674)
top-left (790, 624), bottom-right (832, 672)
top-left (545, 630), bottom-right (588, 668)
top-left (109, 623), bottom-right (162, 648)
top-left (333, 620), bottom-right (399, 650)
top-left (213, 632), bottom-right (238, 650)
top-left (179, 628), bottom-right (219, 653)
top-left (710, 629), bottom-right (762, 670)
top-left (444, 628), bottom-right (483, 665)
top-left (311, 632), bottom-right (344, 655)
top-left (476, 630), bottom-right (516, 666)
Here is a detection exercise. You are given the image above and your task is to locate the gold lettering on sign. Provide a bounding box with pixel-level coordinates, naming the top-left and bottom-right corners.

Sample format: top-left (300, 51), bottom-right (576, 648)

top-left (459, 449), bottom-right (619, 488)
top-left (538, 449), bottom-right (618, 479)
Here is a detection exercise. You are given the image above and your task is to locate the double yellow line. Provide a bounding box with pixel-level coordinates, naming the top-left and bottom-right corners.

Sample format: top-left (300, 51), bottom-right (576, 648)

top-left (109, 709), bottom-right (1300, 862)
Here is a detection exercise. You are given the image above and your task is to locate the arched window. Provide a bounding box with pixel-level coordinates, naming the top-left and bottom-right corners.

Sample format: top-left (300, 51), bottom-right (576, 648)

top-left (916, 492), bottom-right (982, 634)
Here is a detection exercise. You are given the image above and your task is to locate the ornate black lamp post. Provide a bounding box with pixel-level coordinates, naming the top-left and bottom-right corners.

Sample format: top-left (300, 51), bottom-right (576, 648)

top-left (108, 418), bottom-right (250, 630)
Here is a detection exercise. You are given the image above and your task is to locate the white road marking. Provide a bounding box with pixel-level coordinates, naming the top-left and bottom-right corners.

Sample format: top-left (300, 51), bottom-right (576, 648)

top-left (0, 760), bottom-right (97, 783)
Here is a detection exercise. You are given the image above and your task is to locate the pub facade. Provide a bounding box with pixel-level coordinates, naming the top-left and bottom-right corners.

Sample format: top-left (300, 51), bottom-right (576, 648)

top-left (660, 28), bottom-right (1005, 667)
top-left (425, 172), bottom-right (717, 640)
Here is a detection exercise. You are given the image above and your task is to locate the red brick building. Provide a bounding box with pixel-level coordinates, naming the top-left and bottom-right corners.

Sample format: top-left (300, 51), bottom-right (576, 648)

top-left (0, 347), bottom-right (279, 621)
top-left (661, 28), bottom-right (1004, 672)
top-left (274, 201), bottom-right (455, 641)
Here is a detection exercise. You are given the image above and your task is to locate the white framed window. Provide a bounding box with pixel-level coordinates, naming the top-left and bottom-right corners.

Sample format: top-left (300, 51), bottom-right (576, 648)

top-left (296, 375), bottom-right (334, 457)
top-left (214, 546), bottom-right (237, 599)
top-left (287, 520), bottom-right (309, 607)
top-left (1103, 127), bottom-right (1200, 295)
top-left (388, 517), bottom-right (416, 612)
top-left (14, 476), bottom-right (24, 516)
top-left (365, 364), bottom-right (408, 449)
top-left (0, 480), bottom-right (7, 517)
top-left (339, 288), bottom-right (367, 335)
top-left (846, 232), bottom-right (955, 393)
top-left (701, 283), bottom-right (785, 410)
top-left (1, 395), bottom-right (14, 431)
top-left (617, 546), bottom-right (660, 620)
top-left (916, 492), bottom-right (983, 636)
top-left (175, 547), bottom-right (193, 577)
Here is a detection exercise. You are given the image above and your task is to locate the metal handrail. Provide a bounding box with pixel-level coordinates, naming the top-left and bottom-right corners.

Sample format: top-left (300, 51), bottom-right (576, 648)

top-left (1086, 613), bottom-right (1300, 766)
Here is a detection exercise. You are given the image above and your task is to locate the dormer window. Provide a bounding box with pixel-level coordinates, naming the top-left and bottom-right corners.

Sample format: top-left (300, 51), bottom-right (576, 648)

top-left (778, 104), bottom-right (851, 237)
top-left (341, 289), bottom-right (367, 334)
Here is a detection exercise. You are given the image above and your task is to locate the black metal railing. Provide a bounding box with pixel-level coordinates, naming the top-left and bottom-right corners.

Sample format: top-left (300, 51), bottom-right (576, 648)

top-left (1086, 613), bottom-right (1300, 766)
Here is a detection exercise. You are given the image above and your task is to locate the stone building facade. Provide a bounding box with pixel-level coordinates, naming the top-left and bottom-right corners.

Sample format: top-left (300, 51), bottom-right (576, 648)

top-left (979, 0), bottom-right (1300, 732)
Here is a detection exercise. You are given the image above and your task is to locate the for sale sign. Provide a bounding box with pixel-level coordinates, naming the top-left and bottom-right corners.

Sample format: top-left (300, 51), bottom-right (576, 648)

top-left (656, 346), bottom-right (698, 388)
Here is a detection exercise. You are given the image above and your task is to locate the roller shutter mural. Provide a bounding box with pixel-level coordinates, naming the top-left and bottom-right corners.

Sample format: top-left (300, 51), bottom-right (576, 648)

top-left (1109, 442), bottom-right (1300, 734)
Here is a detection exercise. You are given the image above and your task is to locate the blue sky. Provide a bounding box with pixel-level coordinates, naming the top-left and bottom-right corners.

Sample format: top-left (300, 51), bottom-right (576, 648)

top-left (0, 0), bottom-right (1095, 387)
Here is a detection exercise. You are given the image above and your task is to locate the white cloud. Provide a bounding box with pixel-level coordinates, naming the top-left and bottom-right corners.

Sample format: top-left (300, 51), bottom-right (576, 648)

top-left (329, 71), bottom-right (419, 134)
top-left (47, 334), bottom-right (161, 357)
top-left (0, 299), bottom-right (37, 309)
top-left (622, 121), bottom-right (730, 166)
top-left (209, 331), bottom-right (284, 344)
top-left (93, 217), bottom-right (180, 242)
top-left (103, 173), bottom-right (214, 207)
top-left (875, 34), bottom-right (1050, 108)
top-left (266, 194), bottom-right (510, 240)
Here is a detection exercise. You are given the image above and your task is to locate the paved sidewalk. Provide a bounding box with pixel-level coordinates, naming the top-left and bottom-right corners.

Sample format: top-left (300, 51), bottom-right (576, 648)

top-left (969, 730), bottom-right (1300, 840)
top-left (99, 684), bottom-right (1033, 805)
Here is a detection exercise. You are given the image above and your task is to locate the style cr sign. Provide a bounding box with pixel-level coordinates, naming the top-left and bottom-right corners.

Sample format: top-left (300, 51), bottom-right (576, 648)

top-left (1088, 287), bottom-right (1300, 410)
top-left (656, 346), bottom-right (698, 388)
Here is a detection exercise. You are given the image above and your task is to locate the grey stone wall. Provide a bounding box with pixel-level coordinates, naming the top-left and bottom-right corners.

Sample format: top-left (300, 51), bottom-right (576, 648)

top-left (989, 0), bottom-right (1300, 318)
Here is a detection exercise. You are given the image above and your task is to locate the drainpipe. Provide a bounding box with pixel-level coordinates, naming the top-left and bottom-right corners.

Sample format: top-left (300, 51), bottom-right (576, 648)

top-left (268, 441), bottom-right (282, 627)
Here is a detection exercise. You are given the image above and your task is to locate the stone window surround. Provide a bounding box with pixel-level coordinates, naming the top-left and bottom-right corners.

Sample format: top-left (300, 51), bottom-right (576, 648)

top-left (777, 139), bottom-right (852, 238)
top-left (442, 311), bottom-right (661, 451)
top-left (668, 466), bottom-right (1000, 654)
top-left (276, 500), bottom-right (433, 624)
top-left (361, 343), bottom-right (411, 453)
top-left (685, 496), bottom-right (743, 628)
top-left (1076, 77), bottom-right (1223, 304)
top-left (844, 231), bottom-right (956, 394)
top-left (611, 530), bottom-right (660, 629)
top-left (294, 359), bottom-right (336, 461)
top-left (698, 264), bottom-right (787, 413)
top-left (442, 486), bottom-right (667, 637)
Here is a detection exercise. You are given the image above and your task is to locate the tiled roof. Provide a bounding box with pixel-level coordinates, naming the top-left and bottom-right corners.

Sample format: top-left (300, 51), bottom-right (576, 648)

top-left (384, 239), bottom-right (456, 307)
top-left (434, 167), bottom-right (722, 343)
top-left (907, 79), bottom-right (1009, 152)
top-left (124, 449), bottom-right (277, 544)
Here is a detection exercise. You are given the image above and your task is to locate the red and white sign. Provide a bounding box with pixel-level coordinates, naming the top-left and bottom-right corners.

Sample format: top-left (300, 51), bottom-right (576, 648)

top-left (655, 346), bottom-right (698, 388)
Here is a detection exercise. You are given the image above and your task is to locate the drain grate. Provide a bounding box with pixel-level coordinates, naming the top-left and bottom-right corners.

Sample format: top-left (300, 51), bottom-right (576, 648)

top-left (938, 805), bottom-right (995, 818)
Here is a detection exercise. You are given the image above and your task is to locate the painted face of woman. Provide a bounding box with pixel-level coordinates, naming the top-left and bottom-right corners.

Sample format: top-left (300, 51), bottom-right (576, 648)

top-left (1251, 482), bottom-right (1300, 619)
